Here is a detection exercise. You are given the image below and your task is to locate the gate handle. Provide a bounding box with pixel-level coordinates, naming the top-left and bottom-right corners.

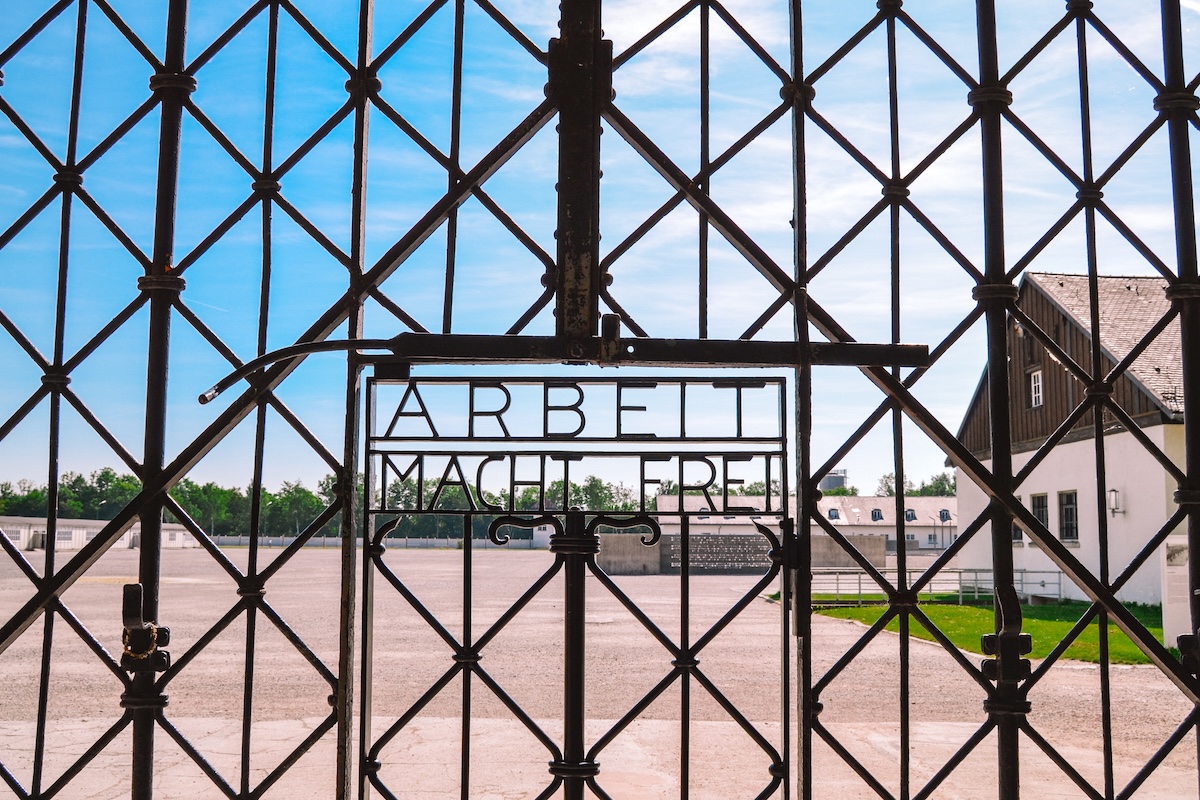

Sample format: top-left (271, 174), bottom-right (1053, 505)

top-left (122, 583), bottom-right (148, 630)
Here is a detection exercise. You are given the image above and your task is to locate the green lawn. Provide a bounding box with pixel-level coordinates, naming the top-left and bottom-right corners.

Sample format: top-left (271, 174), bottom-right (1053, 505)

top-left (816, 601), bottom-right (1165, 665)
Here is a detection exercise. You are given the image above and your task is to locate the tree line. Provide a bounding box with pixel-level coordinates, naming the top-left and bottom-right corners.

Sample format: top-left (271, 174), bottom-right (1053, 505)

top-left (0, 468), bottom-right (337, 538)
top-left (0, 469), bottom-right (956, 538)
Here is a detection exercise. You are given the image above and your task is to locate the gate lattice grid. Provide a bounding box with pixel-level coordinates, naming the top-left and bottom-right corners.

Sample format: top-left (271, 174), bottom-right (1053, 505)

top-left (0, 1), bottom-right (1198, 798)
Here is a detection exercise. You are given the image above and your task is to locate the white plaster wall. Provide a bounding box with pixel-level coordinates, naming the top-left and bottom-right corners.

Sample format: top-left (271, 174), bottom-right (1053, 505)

top-left (956, 425), bottom-right (1182, 606)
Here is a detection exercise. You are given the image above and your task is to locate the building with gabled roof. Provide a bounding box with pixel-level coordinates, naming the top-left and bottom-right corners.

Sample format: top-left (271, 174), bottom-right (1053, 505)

top-left (954, 273), bottom-right (1185, 617)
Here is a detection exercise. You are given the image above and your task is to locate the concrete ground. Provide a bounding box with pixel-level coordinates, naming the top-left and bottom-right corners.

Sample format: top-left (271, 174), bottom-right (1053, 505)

top-left (0, 546), bottom-right (1196, 798)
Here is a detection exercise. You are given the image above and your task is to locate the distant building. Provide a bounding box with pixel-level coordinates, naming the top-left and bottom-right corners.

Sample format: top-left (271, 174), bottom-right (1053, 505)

top-left (818, 470), bottom-right (849, 493)
top-left (953, 273), bottom-right (1184, 610)
top-left (813, 495), bottom-right (958, 552)
top-left (0, 515), bottom-right (197, 551)
top-left (652, 494), bottom-right (957, 555)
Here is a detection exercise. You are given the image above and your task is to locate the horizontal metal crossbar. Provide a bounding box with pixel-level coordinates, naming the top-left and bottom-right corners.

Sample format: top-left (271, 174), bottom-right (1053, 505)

top-left (198, 334), bottom-right (930, 402)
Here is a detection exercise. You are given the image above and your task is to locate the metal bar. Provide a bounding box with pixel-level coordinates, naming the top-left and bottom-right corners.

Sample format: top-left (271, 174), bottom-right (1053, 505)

top-left (588, 567), bottom-right (679, 656)
top-left (358, 433), bottom-right (378, 799)
top-left (681, 514), bottom-right (691, 795)
top-left (130, 2), bottom-right (190, 795)
top-left (473, 666), bottom-right (563, 759)
top-left (1160, 4), bottom-right (1200, 796)
top-left (882, 9), bottom-right (912, 797)
top-left (442, 0), bottom-right (466, 335)
top-left (371, 0), bottom-right (449, 70)
top-left (279, 0), bottom-right (355, 72)
top-left (589, 671), bottom-right (679, 761)
top-left (1075, 14), bottom-right (1118, 795)
top-left (375, 334), bottom-right (929, 367)
top-left (1117, 709), bottom-right (1200, 799)
top-left (698, 0), bottom-right (711, 341)
top-left (461, 515), bottom-right (472, 799)
top-left (552, 510), bottom-right (598, 799)
top-left (709, 0), bottom-right (789, 82)
top-left (0, 185), bottom-right (60, 253)
top-left (472, 0), bottom-right (546, 61)
top-left (0, 92), bottom-right (63, 170)
top-left (75, 96), bottom-right (160, 174)
top-left (553, 0), bottom-right (607, 339)
top-left (335, 105), bottom-right (366, 788)
top-left (0, 0), bottom-right (75, 66)
top-left (691, 667), bottom-right (782, 761)
top-left (911, 721), bottom-right (997, 800)
top-left (252, 713), bottom-right (338, 798)
top-left (41, 715), bottom-right (133, 799)
top-left (603, 104), bottom-right (796, 294)
top-left (611, 1), bottom-right (697, 70)
top-left (157, 714), bottom-right (239, 798)
top-left (972, 2), bottom-right (1024, 797)
top-left (184, 0), bottom-right (267, 74)
top-left (199, 336), bottom-right (928, 401)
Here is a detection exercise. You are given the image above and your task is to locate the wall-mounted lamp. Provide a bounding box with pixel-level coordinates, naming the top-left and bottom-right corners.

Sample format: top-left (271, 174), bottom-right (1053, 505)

top-left (1107, 488), bottom-right (1124, 517)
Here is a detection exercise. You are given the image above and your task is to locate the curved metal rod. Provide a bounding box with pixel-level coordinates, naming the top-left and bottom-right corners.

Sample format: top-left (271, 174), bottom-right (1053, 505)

top-left (373, 516), bottom-right (401, 548)
top-left (486, 514), bottom-right (562, 545)
top-left (752, 520), bottom-right (781, 550)
top-left (585, 514), bottom-right (662, 546)
top-left (197, 338), bottom-right (397, 403)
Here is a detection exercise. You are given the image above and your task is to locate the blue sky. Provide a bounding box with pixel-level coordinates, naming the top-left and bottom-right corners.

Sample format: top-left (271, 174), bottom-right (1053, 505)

top-left (0, 0), bottom-right (1196, 497)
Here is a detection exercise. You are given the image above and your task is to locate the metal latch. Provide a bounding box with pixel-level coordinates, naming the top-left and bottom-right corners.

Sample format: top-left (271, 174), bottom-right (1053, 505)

top-left (121, 583), bottom-right (170, 673)
top-left (980, 585), bottom-right (1031, 682)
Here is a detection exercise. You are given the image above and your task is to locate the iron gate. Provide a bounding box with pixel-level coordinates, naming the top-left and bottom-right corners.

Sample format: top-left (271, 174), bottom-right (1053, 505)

top-left (1, 0), bottom-right (1200, 798)
top-left (359, 372), bottom-right (795, 798)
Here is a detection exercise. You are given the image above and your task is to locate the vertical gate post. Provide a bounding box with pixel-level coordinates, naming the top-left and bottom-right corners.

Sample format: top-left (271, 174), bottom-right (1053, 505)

top-left (550, 510), bottom-right (600, 798)
top-left (1159, 4), bottom-right (1200, 793)
top-left (337, 1), bottom-right (375, 796)
top-left (786, 0), bottom-right (812, 790)
top-left (971, 2), bottom-right (1027, 797)
top-left (124, 2), bottom-right (191, 797)
top-left (551, 0), bottom-right (610, 340)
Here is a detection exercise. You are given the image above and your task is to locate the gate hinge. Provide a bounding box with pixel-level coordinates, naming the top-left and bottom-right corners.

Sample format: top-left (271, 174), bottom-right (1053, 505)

top-left (120, 583), bottom-right (170, 673)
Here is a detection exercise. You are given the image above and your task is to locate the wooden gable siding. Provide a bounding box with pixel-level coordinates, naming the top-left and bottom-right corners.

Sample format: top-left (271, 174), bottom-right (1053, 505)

top-left (959, 283), bottom-right (1166, 459)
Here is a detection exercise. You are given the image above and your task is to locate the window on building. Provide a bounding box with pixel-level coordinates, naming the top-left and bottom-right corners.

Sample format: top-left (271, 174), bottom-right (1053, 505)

top-left (1031, 494), bottom-right (1049, 531)
top-left (938, 508), bottom-right (951, 522)
top-left (1012, 496), bottom-right (1023, 541)
top-left (904, 509), bottom-right (916, 522)
top-left (1059, 491), bottom-right (1078, 541)
top-left (56, 529), bottom-right (73, 544)
top-left (1027, 369), bottom-right (1043, 408)
top-left (827, 508), bottom-right (839, 520)
top-left (927, 533), bottom-right (937, 545)
top-left (871, 509), bottom-right (883, 521)
top-left (904, 532), bottom-right (916, 541)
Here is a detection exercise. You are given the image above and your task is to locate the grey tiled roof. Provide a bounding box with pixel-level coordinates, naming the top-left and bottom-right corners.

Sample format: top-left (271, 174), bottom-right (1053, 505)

top-left (1026, 273), bottom-right (1183, 414)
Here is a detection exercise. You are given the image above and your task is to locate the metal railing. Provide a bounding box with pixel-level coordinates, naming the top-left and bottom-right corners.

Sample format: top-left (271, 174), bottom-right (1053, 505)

top-left (811, 568), bottom-right (1064, 606)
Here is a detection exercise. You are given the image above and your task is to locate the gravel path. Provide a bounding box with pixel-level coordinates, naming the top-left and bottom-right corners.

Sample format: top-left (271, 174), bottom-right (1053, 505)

top-left (0, 547), bottom-right (1195, 797)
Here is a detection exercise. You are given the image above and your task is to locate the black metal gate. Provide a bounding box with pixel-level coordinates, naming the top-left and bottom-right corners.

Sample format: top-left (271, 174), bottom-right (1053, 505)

top-left (2, 1), bottom-right (1200, 798)
top-left (359, 372), bottom-right (796, 798)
